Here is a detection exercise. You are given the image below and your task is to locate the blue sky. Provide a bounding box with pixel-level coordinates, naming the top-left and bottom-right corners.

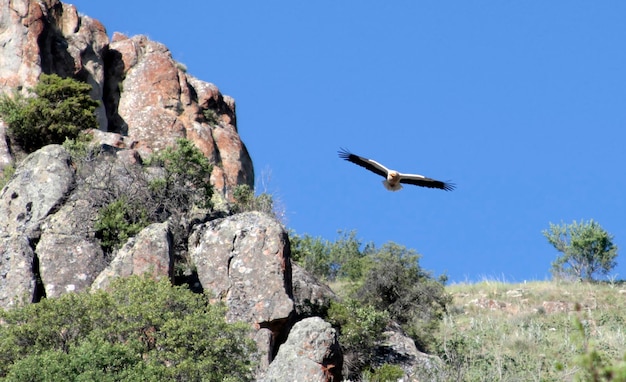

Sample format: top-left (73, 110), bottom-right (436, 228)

top-left (69, 1), bottom-right (626, 283)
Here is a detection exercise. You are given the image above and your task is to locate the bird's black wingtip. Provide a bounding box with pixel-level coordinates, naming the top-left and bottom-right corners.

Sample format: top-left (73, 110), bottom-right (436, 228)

top-left (337, 147), bottom-right (352, 160)
top-left (443, 181), bottom-right (456, 191)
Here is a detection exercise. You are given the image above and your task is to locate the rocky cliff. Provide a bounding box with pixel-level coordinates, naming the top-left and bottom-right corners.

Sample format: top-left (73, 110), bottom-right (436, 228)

top-left (0, 0), bottom-right (253, 198)
top-left (0, 2), bottom-right (436, 381)
top-left (0, 1), bottom-right (344, 380)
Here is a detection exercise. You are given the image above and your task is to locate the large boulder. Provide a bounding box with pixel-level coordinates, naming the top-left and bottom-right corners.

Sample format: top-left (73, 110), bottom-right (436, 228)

top-left (262, 317), bottom-right (343, 382)
top-left (0, 145), bottom-right (75, 308)
top-left (189, 211), bottom-right (294, 370)
top-left (0, 145), bottom-right (75, 238)
top-left (110, 33), bottom-right (254, 197)
top-left (34, 146), bottom-right (146, 298)
top-left (91, 222), bottom-right (173, 291)
top-left (0, 236), bottom-right (36, 308)
top-left (36, 198), bottom-right (106, 298)
top-left (291, 263), bottom-right (338, 319)
top-left (373, 324), bottom-right (444, 382)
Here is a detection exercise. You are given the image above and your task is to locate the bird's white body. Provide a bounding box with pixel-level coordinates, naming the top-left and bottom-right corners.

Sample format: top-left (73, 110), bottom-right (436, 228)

top-left (383, 170), bottom-right (403, 191)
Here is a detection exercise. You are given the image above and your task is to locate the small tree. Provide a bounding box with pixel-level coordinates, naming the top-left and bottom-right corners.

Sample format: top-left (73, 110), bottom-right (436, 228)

top-left (289, 233), bottom-right (332, 280)
top-left (147, 138), bottom-right (213, 213)
top-left (0, 73), bottom-right (98, 153)
top-left (289, 230), bottom-right (369, 282)
top-left (543, 219), bottom-right (618, 281)
top-left (94, 196), bottom-right (149, 253)
top-left (327, 299), bottom-right (390, 380)
top-left (355, 242), bottom-right (450, 352)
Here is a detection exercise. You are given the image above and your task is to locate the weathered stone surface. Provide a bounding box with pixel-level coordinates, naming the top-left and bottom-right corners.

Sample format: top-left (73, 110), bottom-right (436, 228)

top-left (113, 35), bottom-right (185, 148)
top-left (209, 122), bottom-right (253, 198)
top-left (373, 324), bottom-right (444, 382)
top-left (0, 0), bottom-right (44, 91)
top-left (0, 236), bottom-right (35, 308)
top-left (262, 317), bottom-right (342, 382)
top-left (189, 211), bottom-right (293, 323)
top-left (0, 145), bottom-right (74, 308)
top-left (0, 0), bottom-right (109, 128)
top-left (189, 211), bottom-right (294, 369)
top-left (292, 263), bottom-right (338, 319)
top-left (60, 12), bottom-right (109, 129)
top-left (33, 146), bottom-right (159, 298)
top-left (110, 34), bottom-right (254, 197)
top-left (91, 222), bottom-right (173, 291)
top-left (36, 198), bottom-right (105, 298)
top-left (0, 145), bottom-right (74, 238)
top-left (0, 122), bottom-right (12, 171)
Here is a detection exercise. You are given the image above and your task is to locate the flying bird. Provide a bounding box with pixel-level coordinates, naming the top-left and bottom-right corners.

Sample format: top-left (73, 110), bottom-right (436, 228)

top-left (338, 148), bottom-right (455, 192)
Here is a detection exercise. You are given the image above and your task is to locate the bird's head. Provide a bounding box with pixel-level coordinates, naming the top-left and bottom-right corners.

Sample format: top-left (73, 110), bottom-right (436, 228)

top-left (387, 171), bottom-right (401, 186)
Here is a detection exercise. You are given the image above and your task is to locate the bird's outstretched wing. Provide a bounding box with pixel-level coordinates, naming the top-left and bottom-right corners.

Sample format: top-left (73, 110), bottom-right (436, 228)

top-left (338, 148), bottom-right (388, 178)
top-left (398, 173), bottom-right (456, 191)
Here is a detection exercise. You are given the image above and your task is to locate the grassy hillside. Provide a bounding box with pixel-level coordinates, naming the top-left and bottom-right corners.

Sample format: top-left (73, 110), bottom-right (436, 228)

top-left (435, 280), bottom-right (626, 381)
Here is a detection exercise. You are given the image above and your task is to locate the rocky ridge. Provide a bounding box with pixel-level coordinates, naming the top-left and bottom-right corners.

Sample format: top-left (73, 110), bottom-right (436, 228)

top-left (0, 1), bottom-right (436, 381)
top-left (0, 0), bottom-right (252, 198)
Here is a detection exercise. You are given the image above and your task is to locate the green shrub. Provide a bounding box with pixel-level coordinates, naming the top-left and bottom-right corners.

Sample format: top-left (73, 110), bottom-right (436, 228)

top-left (290, 230), bottom-right (369, 283)
top-left (356, 242), bottom-right (451, 352)
top-left (327, 299), bottom-right (390, 379)
top-left (62, 132), bottom-right (98, 162)
top-left (0, 163), bottom-right (15, 189)
top-left (147, 138), bottom-right (213, 212)
top-left (203, 108), bottom-right (219, 125)
top-left (363, 364), bottom-right (405, 382)
top-left (0, 276), bottom-right (257, 381)
top-left (232, 184), bottom-right (274, 215)
top-left (572, 316), bottom-right (626, 382)
top-left (94, 196), bottom-right (149, 253)
top-left (290, 233), bottom-right (332, 280)
top-left (0, 74), bottom-right (98, 153)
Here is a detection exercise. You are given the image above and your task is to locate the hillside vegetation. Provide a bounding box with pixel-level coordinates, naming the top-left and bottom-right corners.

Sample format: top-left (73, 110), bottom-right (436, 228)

top-left (436, 279), bottom-right (626, 381)
top-left (1, 74), bottom-right (625, 381)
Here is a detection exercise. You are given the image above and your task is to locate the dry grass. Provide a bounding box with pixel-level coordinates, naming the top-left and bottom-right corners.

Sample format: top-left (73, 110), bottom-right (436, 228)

top-left (431, 279), bottom-right (626, 381)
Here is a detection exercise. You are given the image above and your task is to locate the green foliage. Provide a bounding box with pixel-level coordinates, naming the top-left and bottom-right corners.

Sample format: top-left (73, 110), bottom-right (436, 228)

top-left (543, 219), bottom-right (618, 281)
top-left (362, 364), bottom-right (406, 382)
top-left (147, 138), bottom-right (213, 211)
top-left (290, 233), bottom-right (332, 280)
top-left (437, 280), bottom-right (626, 381)
top-left (329, 230), bottom-right (370, 281)
top-left (203, 108), bottom-right (219, 125)
top-left (0, 276), bottom-right (256, 381)
top-left (327, 299), bottom-right (390, 379)
top-left (0, 74), bottom-right (98, 153)
top-left (95, 196), bottom-right (149, 253)
top-left (291, 230), bottom-right (449, 368)
top-left (62, 132), bottom-right (98, 162)
top-left (356, 242), bottom-right (451, 352)
top-left (0, 163), bottom-right (15, 189)
top-left (573, 316), bottom-right (626, 382)
top-left (232, 184), bottom-right (274, 215)
top-left (290, 230), bottom-right (369, 282)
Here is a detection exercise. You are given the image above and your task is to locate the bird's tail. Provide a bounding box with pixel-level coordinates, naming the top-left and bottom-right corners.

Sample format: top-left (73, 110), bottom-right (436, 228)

top-left (382, 180), bottom-right (402, 191)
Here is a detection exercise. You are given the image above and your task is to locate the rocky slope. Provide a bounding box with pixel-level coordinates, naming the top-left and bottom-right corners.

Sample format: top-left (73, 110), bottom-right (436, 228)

top-left (0, 1), bottom-right (435, 381)
top-left (0, 0), bottom-right (252, 198)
